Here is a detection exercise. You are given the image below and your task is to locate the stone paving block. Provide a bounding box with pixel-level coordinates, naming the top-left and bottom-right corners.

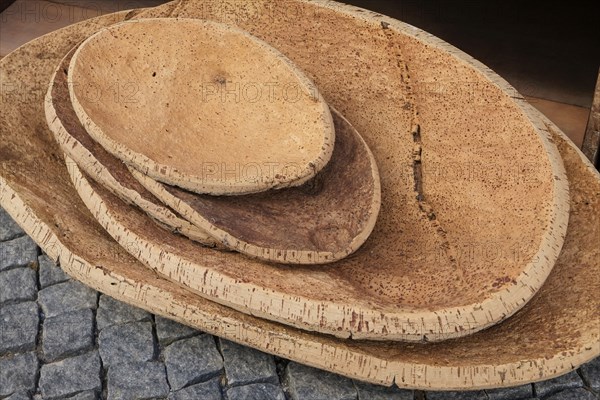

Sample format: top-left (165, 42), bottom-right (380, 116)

top-left (168, 378), bottom-right (223, 400)
top-left (38, 254), bottom-right (69, 288)
top-left (0, 235), bottom-right (38, 271)
top-left (534, 370), bottom-right (583, 398)
top-left (0, 267), bottom-right (37, 304)
top-left (0, 208), bottom-right (25, 241)
top-left (99, 321), bottom-right (155, 366)
top-left (43, 308), bottom-right (95, 361)
top-left (284, 362), bottom-right (357, 400)
top-left (107, 361), bottom-right (169, 400)
top-left (580, 357), bottom-right (600, 392)
top-left (0, 301), bottom-right (39, 354)
top-left (96, 294), bottom-right (151, 330)
top-left (0, 352), bottom-right (38, 397)
top-left (355, 381), bottom-right (413, 400)
top-left (38, 280), bottom-right (97, 318)
top-left (5, 391), bottom-right (32, 400)
top-left (425, 390), bottom-right (488, 399)
top-left (221, 339), bottom-right (278, 387)
top-left (486, 384), bottom-right (534, 399)
top-left (155, 315), bottom-right (199, 345)
top-left (39, 351), bottom-right (101, 400)
top-left (164, 335), bottom-right (224, 390)
top-left (544, 387), bottom-right (597, 400)
top-left (64, 390), bottom-right (99, 400)
top-left (227, 383), bottom-right (286, 400)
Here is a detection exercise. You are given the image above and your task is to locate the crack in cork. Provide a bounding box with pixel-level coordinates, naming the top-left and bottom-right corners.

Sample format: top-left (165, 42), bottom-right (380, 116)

top-left (383, 26), bottom-right (463, 280)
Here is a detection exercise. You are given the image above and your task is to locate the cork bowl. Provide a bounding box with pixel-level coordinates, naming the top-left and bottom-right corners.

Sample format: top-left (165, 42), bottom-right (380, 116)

top-left (51, 47), bottom-right (380, 264)
top-left (129, 106), bottom-right (381, 264)
top-left (1, 2), bottom-right (597, 390)
top-left (68, 18), bottom-right (335, 195)
top-left (37, 0), bottom-right (571, 342)
top-left (45, 46), bottom-right (218, 247)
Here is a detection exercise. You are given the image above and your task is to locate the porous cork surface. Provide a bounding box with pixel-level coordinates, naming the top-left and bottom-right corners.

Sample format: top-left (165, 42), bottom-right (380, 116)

top-left (0, 219), bottom-right (598, 399)
top-left (0, 1), bottom-right (598, 390)
top-left (51, 54), bottom-right (381, 264)
top-left (45, 46), bottom-right (218, 248)
top-left (127, 107), bottom-right (382, 264)
top-left (43, 0), bottom-right (571, 340)
top-left (123, 0), bottom-right (571, 341)
top-left (69, 18), bottom-right (335, 195)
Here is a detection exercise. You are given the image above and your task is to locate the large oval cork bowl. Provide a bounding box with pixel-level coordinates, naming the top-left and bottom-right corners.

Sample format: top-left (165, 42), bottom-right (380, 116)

top-left (130, 107), bottom-right (381, 264)
top-left (0, 5), bottom-right (597, 389)
top-left (45, 47), bottom-right (218, 247)
top-left (68, 18), bottom-right (335, 195)
top-left (33, 0), bottom-right (570, 342)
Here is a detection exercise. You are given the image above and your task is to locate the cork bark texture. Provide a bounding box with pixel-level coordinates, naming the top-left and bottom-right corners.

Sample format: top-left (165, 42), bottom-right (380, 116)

top-left (45, 46), bottom-right (219, 247)
top-left (1, 0), bottom-right (597, 390)
top-left (68, 18), bottom-right (335, 195)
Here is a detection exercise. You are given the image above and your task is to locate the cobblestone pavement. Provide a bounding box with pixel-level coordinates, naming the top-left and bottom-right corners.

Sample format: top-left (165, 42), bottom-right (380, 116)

top-left (1, 207), bottom-right (599, 400)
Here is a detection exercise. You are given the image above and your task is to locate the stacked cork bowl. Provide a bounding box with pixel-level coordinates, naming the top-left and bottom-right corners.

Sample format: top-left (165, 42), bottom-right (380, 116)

top-left (1, 0), bottom-right (598, 391)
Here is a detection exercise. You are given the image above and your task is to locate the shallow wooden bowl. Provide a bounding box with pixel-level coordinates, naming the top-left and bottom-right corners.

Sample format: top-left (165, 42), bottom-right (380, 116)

top-left (0, 7), bottom-right (597, 388)
top-left (68, 18), bottom-right (335, 195)
top-left (45, 46), bottom-right (218, 247)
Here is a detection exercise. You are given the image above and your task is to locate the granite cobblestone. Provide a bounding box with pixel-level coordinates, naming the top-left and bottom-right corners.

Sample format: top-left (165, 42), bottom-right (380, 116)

top-left (0, 267), bottom-right (37, 304)
top-left (38, 254), bottom-right (69, 288)
top-left (0, 301), bottom-right (39, 354)
top-left (221, 338), bottom-right (279, 387)
top-left (96, 294), bottom-right (151, 330)
top-left (0, 235), bottom-right (38, 272)
top-left (164, 335), bottom-right (224, 390)
top-left (534, 370), bottom-right (584, 398)
top-left (42, 308), bottom-right (95, 362)
top-left (98, 321), bottom-right (155, 366)
top-left (0, 352), bottom-right (39, 397)
top-left (107, 361), bottom-right (169, 400)
top-left (0, 208), bottom-right (25, 241)
top-left (38, 280), bottom-right (97, 318)
top-left (155, 315), bottom-right (200, 345)
top-left (38, 350), bottom-right (102, 399)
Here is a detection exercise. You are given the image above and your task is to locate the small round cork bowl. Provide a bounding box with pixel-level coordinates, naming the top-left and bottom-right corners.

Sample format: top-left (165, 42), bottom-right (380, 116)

top-left (68, 18), bottom-right (335, 195)
top-left (45, 46), bottom-right (219, 247)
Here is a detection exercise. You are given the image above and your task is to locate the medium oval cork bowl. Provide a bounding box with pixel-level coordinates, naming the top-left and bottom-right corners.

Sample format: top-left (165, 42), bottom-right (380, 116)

top-left (45, 47), bottom-right (219, 247)
top-left (130, 107), bottom-right (381, 264)
top-left (68, 18), bottom-right (335, 195)
top-left (0, 6), bottom-right (597, 389)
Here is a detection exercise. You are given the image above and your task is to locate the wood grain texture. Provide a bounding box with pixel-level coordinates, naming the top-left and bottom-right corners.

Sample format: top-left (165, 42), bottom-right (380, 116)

top-left (0, 3), bottom-right (598, 390)
top-left (68, 18), bottom-right (335, 195)
top-left (129, 107), bottom-right (381, 264)
top-left (45, 47), bottom-right (219, 247)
